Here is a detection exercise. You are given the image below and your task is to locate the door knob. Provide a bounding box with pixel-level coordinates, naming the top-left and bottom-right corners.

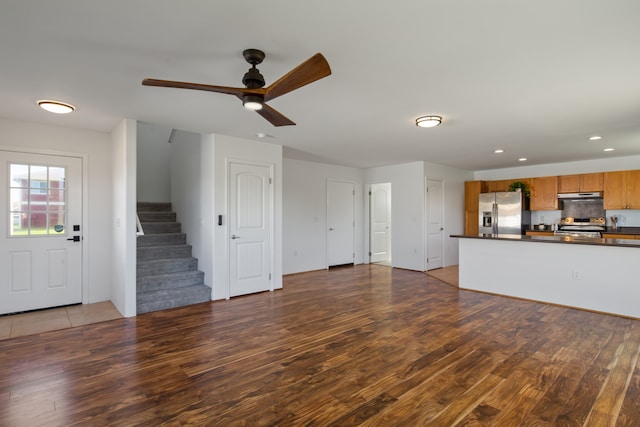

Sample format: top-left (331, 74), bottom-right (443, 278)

top-left (67, 236), bottom-right (81, 242)
top-left (231, 235), bottom-right (240, 239)
top-left (329, 228), bottom-right (335, 231)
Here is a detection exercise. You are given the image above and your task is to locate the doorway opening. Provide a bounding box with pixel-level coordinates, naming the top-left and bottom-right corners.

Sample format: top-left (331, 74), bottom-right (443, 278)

top-left (369, 183), bottom-right (392, 266)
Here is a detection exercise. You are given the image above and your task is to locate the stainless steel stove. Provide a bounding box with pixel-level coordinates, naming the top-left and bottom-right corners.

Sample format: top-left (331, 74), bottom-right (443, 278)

top-left (555, 217), bottom-right (605, 238)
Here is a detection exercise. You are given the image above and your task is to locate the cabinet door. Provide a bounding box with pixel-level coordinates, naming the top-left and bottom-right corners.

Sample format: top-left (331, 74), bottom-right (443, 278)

top-left (604, 171), bottom-right (626, 209)
top-left (530, 176), bottom-right (558, 210)
top-left (558, 175), bottom-right (580, 193)
top-left (464, 210), bottom-right (479, 235)
top-left (464, 181), bottom-right (486, 210)
top-left (626, 170), bottom-right (640, 209)
top-left (486, 180), bottom-right (510, 192)
top-left (580, 173), bottom-right (604, 192)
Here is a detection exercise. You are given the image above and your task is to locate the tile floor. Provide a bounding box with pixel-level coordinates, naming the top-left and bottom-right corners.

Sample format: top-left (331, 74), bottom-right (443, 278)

top-left (0, 301), bottom-right (122, 341)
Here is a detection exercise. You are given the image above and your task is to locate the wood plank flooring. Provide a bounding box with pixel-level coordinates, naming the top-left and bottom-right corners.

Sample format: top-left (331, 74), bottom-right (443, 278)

top-left (1, 264), bottom-right (639, 426)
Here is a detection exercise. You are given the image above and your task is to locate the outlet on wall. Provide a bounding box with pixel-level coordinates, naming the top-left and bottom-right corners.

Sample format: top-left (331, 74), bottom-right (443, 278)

top-left (571, 269), bottom-right (580, 280)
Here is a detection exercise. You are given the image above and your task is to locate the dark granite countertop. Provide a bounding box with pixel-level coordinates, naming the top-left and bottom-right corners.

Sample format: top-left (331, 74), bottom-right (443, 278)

top-left (602, 226), bottom-right (640, 235)
top-left (451, 233), bottom-right (640, 248)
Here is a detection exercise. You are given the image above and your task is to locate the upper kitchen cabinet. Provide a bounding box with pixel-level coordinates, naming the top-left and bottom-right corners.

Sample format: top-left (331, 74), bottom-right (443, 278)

top-left (604, 170), bottom-right (640, 209)
top-left (464, 181), bottom-right (486, 210)
top-left (486, 178), bottom-right (531, 193)
top-left (558, 173), bottom-right (603, 193)
top-left (530, 176), bottom-right (558, 210)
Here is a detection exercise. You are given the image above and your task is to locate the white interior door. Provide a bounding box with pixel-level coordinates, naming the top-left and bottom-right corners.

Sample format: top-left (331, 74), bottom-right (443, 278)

top-left (426, 178), bottom-right (444, 270)
top-left (327, 180), bottom-right (354, 267)
top-left (228, 162), bottom-right (272, 297)
top-left (370, 183), bottom-right (391, 264)
top-left (0, 151), bottom-right (83, 314)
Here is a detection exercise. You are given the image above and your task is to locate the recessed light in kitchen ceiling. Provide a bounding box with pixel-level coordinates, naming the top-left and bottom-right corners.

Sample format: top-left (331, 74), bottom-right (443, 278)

top-left (37, 100), bottom-right (75, 114)
top-left (518, 157), bottom-right (527, 162)
top-left (603, 148), bottom-right (615, 152)
top-left (589, 135), bottom-right (602, 141)
top-left (494, 149), bottom-right (504, 154)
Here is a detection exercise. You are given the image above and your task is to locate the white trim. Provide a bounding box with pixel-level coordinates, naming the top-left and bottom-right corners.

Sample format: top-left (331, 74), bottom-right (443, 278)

top-left (0, 145), bottom-right (89, 304)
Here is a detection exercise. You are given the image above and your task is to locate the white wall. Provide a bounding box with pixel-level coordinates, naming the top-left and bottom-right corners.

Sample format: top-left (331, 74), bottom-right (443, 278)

top-left (212, 135), bottom-right (283, 300)
top-left (365, 161), bottom-right (425, 271)
top-left (424, 161), bottom-right (474, 267)
top-left (110, 119), bottom-right (137, 317)
top-left (283, 159), bottom-right (365, 274)
top-left (0, 117), bottom-right (114, 306)
top-left (170, 129), bottom-right (211, 288)
top-left (137, 123), bottom-right (171, 202)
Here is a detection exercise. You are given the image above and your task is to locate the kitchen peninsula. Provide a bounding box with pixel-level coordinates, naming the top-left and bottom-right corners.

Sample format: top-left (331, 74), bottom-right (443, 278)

top-left (452, 234), bottom-right (640, 319)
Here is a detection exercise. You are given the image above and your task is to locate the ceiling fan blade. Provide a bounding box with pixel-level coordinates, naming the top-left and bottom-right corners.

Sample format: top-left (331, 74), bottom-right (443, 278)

top-left (142, 78), bottom-right (265, 97)
top-left (257, 104), bottom-right (295, 127)
top-left (264, 53), bottom-right (331, 102)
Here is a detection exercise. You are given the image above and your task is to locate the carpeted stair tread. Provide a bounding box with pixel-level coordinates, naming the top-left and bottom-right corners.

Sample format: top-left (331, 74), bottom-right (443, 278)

top-left (137, 257), bottom-right (199, 276)
top-left (136, 233), bottom-right (187, 247)
top-left (136, 285), bottom-right (211, 314)
top-left (137, 270), bottom-right (205, 293)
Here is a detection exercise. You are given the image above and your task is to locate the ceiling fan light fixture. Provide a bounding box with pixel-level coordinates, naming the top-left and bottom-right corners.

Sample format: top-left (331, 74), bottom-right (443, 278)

top-left (37, 100), bottom-right (75, 114)
top-left (243, 94), bottom-right (264, 111)
top-left (416, 115), bottom-right (442, 128)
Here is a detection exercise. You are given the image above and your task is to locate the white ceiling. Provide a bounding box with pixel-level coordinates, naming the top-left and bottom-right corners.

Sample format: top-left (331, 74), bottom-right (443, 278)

top-left (1, 1), bottom-right (639, 171)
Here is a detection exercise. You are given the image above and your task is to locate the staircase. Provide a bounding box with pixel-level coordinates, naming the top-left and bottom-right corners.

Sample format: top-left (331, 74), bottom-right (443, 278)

top-left (136, 202), bottom-right (211, 314)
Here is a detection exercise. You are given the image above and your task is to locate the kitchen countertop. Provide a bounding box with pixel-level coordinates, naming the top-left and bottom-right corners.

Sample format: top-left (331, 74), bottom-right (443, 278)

top-left (451, 233), bottom-right (640, 248)
top-left (602, 226), bottom-right (640, 234)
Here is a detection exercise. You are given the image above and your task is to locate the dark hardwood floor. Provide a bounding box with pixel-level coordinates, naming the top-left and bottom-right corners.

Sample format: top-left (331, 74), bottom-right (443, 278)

top-left (1, 264), bottom-right (639, 426)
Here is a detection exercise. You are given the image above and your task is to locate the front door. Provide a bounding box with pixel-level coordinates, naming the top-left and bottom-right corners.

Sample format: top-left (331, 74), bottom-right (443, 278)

top-left (370, 183), bottom-right (391, 264)
top-left (426, 178), bottom-right (444, 270)
top-left (327, 180), bottom-right (354, 267)
top-left (228, 162), bottom-right (272, 297)
top-left (0, 151), bottom-right (83, 314)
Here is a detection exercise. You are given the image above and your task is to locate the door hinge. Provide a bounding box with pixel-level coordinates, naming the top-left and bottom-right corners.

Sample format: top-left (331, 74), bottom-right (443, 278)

top-left (269, 273), bottom-right (271, 280)
top-left (369, 251), bottom-right (371, 256)
top-left (269, 177), bottom-right (272, 184)
top-left (353, 253), bottom-right (355, 258)
top-left (353, 189), bottom-right (355, 195)
top-left (369, 191), bottom-right (372, 196)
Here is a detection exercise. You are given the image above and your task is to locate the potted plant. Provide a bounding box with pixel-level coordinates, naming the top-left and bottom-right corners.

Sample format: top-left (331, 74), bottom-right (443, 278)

top-left (508, 181), bottom-right (530, 198)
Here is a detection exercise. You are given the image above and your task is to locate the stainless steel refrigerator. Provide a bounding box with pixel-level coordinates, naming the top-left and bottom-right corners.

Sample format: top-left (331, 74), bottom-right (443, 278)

top-left (478, 192), bottom-right (531, 235)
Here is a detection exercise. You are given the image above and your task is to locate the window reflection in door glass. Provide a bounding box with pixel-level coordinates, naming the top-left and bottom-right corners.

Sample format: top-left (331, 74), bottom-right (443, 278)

top-left (8, 163), bottom-right (66, 236)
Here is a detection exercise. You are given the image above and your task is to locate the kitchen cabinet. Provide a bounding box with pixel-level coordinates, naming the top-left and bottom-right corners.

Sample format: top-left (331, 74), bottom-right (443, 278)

top-left (486, 178), bottom-right (531, 193)
top-left (530, 176), bottom-right (558, 210)
top-left (558, 173), bottom-right (603, 193)
top-left (464, 181), bottom-right (486, 235)
top-left (604, 170), bottom-right (640, 209)
top-left (602, 233), bottom-right (639, 240)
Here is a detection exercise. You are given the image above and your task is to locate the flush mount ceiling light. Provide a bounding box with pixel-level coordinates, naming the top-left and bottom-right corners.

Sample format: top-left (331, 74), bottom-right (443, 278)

top-left (37, 100), bottom-right (75, 114)
top-left (415, 115), bottom-right (442, 128)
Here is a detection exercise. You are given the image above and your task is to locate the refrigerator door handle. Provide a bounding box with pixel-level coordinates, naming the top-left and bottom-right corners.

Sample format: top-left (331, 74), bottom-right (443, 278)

top-left (493, 202), bottom-right (498, 234)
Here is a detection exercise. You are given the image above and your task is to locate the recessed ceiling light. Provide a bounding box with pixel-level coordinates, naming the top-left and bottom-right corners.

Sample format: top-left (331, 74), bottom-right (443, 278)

top-left (494, 149), bottom-right (504, 154)
top-left (589, 135), bottom-right (602, 141)
top-left (415, 115), bottom-right (442, 128)
top-left (37, 100), bottom-right (75, 114)
top-left (603, 148), bottom-right (615, 152)
top-left (518, 157), bottom-right (527, 162)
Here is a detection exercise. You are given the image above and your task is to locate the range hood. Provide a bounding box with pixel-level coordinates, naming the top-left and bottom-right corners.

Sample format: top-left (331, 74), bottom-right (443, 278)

top-left (557, 192), bottom-right (602, 200)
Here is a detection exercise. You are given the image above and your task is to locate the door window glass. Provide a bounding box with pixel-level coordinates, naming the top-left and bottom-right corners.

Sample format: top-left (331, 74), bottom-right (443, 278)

top-left (9, 163), bottom-right (66, 236)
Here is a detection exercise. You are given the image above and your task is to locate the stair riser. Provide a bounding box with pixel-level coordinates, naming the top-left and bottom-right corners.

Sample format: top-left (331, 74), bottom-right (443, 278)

top-left (137, 258), bottom-right (198, 276)
top-left (137, 245), bottom-right (192, 260)
top-left (137, 202), bottom-right (172, 212)
top-left (138, 212), bottom-right (177, 223)
top-left (140, 222), bottom-right (182, 234)
top-left (137, 271), bottom-right (205, 293)
top-left (137, 234), bottom-right (186, 247)
top-left (137, 285), bottom-right (211, 314)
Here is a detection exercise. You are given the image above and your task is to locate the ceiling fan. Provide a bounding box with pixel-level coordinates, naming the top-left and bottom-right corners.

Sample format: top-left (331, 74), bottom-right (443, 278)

top-left (142, 49), bottom-right (331, 127)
